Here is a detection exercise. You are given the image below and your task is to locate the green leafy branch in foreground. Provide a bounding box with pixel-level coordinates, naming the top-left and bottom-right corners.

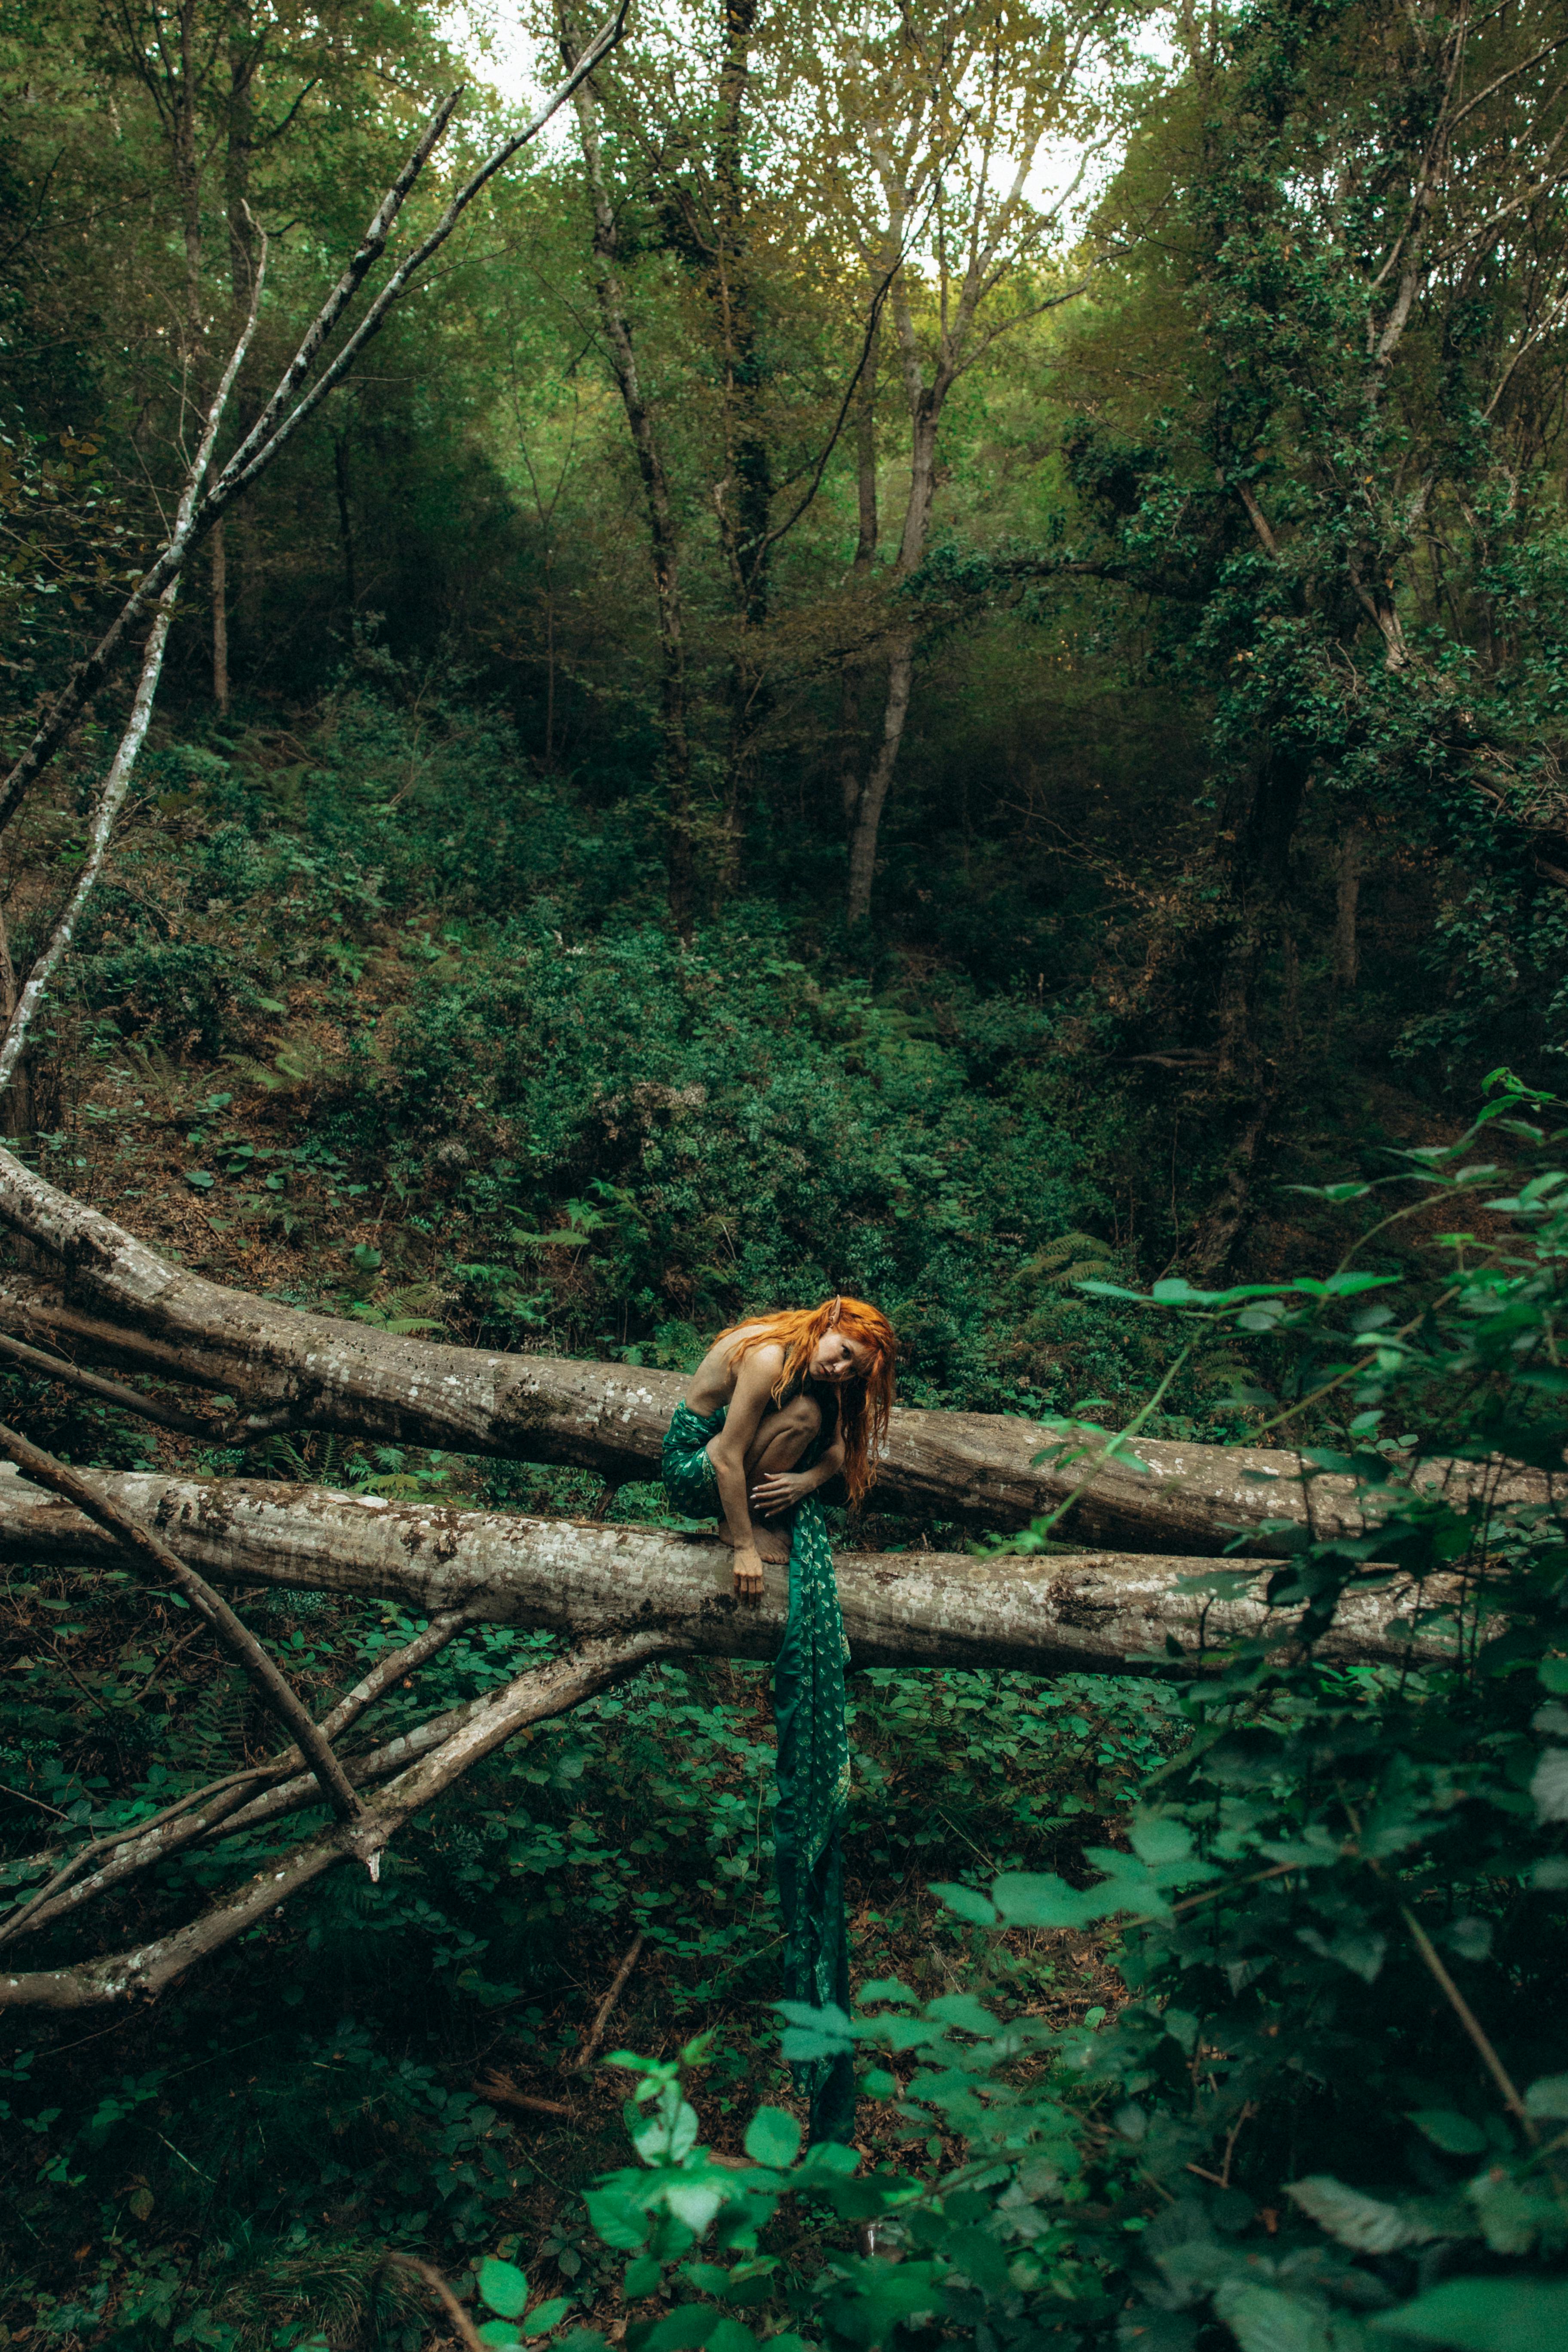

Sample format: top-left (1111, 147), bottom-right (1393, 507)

top-left (500, 1084), bottom-right (1568, 2352)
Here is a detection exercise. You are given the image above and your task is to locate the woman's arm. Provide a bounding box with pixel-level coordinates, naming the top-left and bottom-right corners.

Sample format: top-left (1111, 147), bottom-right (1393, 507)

top-left (706, 1349), bottom-right (779, 1600)
top-left (750, 1433), bottom-right (845, 1517)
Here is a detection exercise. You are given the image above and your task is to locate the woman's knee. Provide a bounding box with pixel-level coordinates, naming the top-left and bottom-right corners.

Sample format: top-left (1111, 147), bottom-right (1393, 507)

top-left (780, 1393), bottom-right (822, 1437)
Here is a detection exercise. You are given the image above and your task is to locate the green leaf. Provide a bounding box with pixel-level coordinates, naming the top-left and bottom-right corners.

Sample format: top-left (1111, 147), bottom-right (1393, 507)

top-left (662, 2179), bottom-right (726, 2233)
top-left (1128, 1814), bottom-right (1194, 1867)
top-left (1373, 2278), bottom-right (1568, 2349)
top-left (184, 1170), bottom-right (215, 1190)
top-left (1212, 2281), bottom-right (1338, 2352)
top-left (623, 2259), bottom-right (662, 2300)
top-left (521, 2299), bottom-right (572, 2338)
top-left (1524, 2073), bottom-right (1568, 2119)
top-left (1287, 2175), bottom-right (1441, 2253)
top-left (479, 2260), bottom-right (532, 2321)
top-left (987, 1872), bottom-right (1099, 1929)
top-left (643, 2309), bottom-right (721, 2352)
top-left (702, 2324), bottom-right (758, 2352)
top-left (351, 1241), bottom-right (383, 1273)
top-left (478, 2325), bottom-right (522, 2349)
top-left (1537, 1659), bottom-right (1568, 1694)
top-left (584, 2188), bottom-right (650, 2251)
top-left (1529, 1750), bottom-right (1568, 1822)
top-left (1408, 2111), bottom-right (1488, 2156)
top-left (742, 2108), bottom-right (800, 2169)
top-left (928, 1881), bottom-right (997, 1926)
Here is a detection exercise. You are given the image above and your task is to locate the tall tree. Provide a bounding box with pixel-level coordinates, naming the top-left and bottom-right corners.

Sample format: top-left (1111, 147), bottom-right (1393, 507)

top-left (804, 0), bottom-right (1114, 925)
top-left (561, 9), bottom-right (698, 937)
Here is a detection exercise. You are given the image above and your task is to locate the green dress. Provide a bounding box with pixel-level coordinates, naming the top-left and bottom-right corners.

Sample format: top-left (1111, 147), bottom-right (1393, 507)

top-left (662, 1399), bottom-right (855, 2145)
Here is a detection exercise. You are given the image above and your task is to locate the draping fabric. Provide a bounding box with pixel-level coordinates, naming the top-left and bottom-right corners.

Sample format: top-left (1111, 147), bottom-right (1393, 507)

top-left (660, 1399), bottom-right (854, 2144)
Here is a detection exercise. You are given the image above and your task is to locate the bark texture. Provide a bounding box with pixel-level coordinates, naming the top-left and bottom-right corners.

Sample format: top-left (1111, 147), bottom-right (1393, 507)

top-left (0, 1467), bottom-right (1460, 1678)
top-left (0, 1138), bottom-right (1550, 1549)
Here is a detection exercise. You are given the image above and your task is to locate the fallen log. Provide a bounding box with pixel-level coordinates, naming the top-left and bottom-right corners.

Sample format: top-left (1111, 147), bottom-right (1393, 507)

top-left (0, 1467), bottom-right (1459, 1676)
top-left (0, 1142), bottom-right (1552, 1552)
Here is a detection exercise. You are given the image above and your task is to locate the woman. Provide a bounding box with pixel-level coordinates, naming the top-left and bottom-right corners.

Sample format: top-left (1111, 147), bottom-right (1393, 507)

top-left (662, 1295), bottom-right (897, 1597)
top-left (660, 1294), bottom-right (896, 2147)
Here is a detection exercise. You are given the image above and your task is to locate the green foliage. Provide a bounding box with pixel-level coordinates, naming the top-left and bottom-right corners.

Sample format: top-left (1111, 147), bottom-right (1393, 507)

top-left (564, 1083), bottom-right (1568, 2352)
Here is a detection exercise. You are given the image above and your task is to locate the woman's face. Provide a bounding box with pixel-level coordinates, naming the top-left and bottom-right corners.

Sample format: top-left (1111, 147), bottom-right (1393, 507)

top-left (810, 1330), bottom-right (869, 1383)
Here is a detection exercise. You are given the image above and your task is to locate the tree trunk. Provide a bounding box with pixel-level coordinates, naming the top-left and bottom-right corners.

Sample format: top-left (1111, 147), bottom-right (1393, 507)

top-left (211, 520), bottom-right (230, 711)
top-left (846, 394), bottom-right (940, 923)
top-left (0, 1141), bottom-right (1551, 1551)
top-left (0, 913), bottom-right (34, 1137)
top-left (711, 0), bottom-right (768, 906)
top-left (564, 26), bottom-right (695, 939)
top-left (332, 432), bottom-right (358, 609)
top-left (839, 320), bottom-right (879, 828)
top-left (175, 0), bottom-right (203, 350)
top-left (0, 1468), bottom-right (1461, 1681)
top-left (1335, 822), bottom-right (1363, 986)
top-left (846, 625), bottom-right (913, 924)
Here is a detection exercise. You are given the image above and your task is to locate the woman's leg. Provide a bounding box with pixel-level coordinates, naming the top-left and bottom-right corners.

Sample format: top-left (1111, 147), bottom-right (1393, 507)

top-left (744, 1394), bottom-right (822, 1502)
top-left (708, 1395), bottom-right (821, 1560)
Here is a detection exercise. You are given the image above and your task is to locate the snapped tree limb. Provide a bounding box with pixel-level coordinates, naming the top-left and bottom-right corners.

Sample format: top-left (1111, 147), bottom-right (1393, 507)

top-left (0, 1632), bottom-right (665, 2012)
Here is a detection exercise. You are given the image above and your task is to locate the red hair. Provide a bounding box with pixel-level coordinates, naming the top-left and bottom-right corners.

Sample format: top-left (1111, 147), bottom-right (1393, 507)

top-left (718, 1295), bottom-right (896, 1507)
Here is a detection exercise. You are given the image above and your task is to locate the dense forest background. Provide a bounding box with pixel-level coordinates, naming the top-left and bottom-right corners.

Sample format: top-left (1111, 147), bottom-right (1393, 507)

top-left (6, 0), bottom-right (1568, 2347)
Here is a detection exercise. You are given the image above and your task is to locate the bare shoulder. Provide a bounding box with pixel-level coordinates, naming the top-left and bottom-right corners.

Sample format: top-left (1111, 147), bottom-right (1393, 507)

top-left (685, 1327), bottom-right (783, 1412)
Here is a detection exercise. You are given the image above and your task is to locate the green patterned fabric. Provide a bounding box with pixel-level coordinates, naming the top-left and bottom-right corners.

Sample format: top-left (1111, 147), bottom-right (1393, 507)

top-left (661, 1396), bottom-right (854, 2145)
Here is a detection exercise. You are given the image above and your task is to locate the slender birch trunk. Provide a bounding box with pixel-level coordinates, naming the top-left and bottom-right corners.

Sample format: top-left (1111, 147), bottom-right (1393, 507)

top-left (845, 394), bottom-right (941, 924)
top-left (563, 22), bottom-right (695, 939)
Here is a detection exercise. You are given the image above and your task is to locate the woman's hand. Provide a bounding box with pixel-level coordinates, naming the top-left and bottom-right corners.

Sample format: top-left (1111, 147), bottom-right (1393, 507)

top-left (732, 1544), bottom-right (765, 1602)
top-left (750, 1467), bottom-right (812, 1517)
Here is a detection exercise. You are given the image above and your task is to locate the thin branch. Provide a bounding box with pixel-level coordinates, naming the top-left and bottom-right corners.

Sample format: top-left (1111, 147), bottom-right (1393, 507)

top-left (0, 232), bottom-right (266, 1087)
top-left (752, 260), bottom-right (902, 568)
top-left (567, 1929), bottom-right (645, 2071)
top-left (1233, 479), bottom-right (1280, 557)
top-left (0, 1420), bottom-right (361, 1821)
top-left (384, 2258), bottom-right (487, 2352)
top-left (0, 1327), bottom-right (217, 1436)
top-left (476, 2073), bottom-right (575, 2119)
top-left (1452, 29), bottom-right (1568, 127)
top-left (1401, 1903), bottom-right (1541, 2146)
top-left (210, 2), bottom-right (631, 509)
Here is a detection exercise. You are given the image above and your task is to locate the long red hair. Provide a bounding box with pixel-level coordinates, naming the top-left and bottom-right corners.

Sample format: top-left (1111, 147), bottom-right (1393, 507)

top-left (718, 1295), bottom-right (896, 1507)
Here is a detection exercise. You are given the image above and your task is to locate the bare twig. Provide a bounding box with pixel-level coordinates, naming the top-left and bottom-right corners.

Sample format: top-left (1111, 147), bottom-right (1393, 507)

top-left (1, 1605), bottom-right (483, 1945)
top-left (476, 2072), bottom-right (575, 2119)
top-left (567, 1929), bottom-right (645, 2072)
top-left (383, 2256), bottom-right (487, 2352)
top-left (1401, 1903), bottom-right (1541, 2147)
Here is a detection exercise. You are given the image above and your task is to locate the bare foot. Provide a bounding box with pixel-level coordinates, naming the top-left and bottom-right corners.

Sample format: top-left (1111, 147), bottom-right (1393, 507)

top-left (717, 1523), bottom-right (790, 1564)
